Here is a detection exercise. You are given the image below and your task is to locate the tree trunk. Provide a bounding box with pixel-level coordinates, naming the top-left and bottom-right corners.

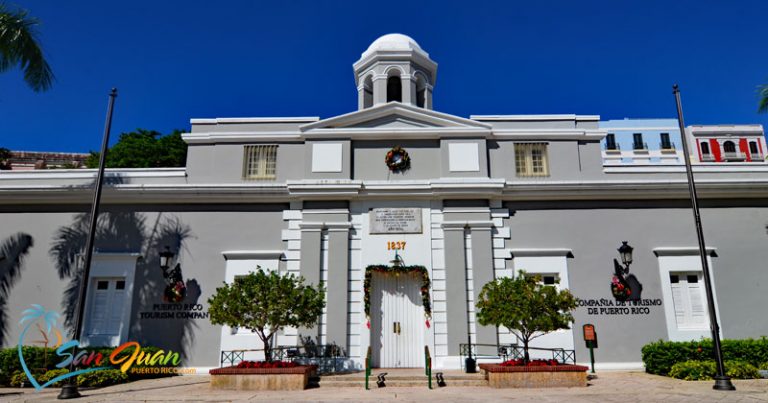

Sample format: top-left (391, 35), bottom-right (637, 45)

top-left (258, 330), bottom-right (273, 362)
top-left (523, 338), bottom-right (530, 364)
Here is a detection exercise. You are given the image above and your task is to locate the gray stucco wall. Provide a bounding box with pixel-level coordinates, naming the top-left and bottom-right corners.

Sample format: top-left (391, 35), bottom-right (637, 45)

top-left (353, 139), bottom-right (441, 180)
top-left (504, 201), bottom-right (768, 364)
top-left (0, 205), bottom-right (286, 367)
top-left (186, 143), bottom-right (305, 183)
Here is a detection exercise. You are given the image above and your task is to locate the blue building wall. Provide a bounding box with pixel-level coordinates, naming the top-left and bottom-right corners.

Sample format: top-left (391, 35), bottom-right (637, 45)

top-left (599, 118), bottom-right (682, 164)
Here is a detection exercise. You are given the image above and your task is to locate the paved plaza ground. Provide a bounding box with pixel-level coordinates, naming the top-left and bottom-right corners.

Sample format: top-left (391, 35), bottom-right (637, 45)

top-left (0, 371), bottom-right (766, 402)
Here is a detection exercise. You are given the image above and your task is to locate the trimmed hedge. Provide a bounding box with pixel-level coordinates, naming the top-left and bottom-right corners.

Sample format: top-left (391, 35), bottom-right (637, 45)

top-left (669, 360), bottom-right (759, 380)
top-left (0, 345), bottom-right (177, 386)
top-left (641, 337), bottom-right (768, 375)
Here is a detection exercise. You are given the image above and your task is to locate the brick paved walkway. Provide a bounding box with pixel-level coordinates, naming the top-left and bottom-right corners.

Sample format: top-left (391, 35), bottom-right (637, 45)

top-left (0, 371), bottom-right (766, 402)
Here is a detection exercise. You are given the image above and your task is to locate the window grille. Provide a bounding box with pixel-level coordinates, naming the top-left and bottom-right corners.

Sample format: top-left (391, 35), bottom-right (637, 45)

top-left (242, 145), bottom-right (277, 180)
top-left (514, 143), bottom-right (549, 177)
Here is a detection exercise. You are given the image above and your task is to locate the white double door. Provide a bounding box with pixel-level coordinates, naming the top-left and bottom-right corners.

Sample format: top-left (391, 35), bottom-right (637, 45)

top-left (370, 272), bottom-right (425, 368)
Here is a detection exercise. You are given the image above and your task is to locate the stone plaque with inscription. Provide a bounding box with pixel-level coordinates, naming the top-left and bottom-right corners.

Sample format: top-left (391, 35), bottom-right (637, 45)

top-left (370, 208), bottom-right (422, 234)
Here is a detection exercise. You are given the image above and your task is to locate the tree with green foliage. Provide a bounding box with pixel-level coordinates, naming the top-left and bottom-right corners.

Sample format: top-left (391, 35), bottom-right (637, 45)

top-left (476, 270), bottom-right (578, 363)
top-left (759, 84), bottom-right (768, 114)
top-left (0, 3), bottom-right (54, 92)
top-left (207, 268), bottom-right (325, 362)
top-left (0, 147), bottom-right (10, 170)
top-left (84, 129), bottom-right (187, 168)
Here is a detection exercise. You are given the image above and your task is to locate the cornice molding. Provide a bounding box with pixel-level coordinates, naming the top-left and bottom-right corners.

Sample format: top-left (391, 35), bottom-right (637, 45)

top-left (221, 250), bottom-right (285, 260)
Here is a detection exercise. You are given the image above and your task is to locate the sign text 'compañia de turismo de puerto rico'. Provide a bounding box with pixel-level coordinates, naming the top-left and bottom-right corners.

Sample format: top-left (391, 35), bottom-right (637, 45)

top-left (17, 304), bottom-right (185, 391)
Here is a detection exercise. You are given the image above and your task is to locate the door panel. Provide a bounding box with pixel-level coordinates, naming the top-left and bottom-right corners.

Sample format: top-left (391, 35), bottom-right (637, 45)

top-left (371, 273), bottom-right (425, 368)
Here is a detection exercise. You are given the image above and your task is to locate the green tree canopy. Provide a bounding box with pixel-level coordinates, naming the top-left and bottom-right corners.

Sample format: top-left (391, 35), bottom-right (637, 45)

top-left (476, 270), bottom-right (577, 363)
top-left (0, 3), bottom-right (54, 91)
top-left (759, 84), bottom-right (768, 114)
top-left (207, 268), bottom-right (325, 362)
top-left (0, 147), bottom-right (10, 170)
top-left (85, 129), bottom-right (187, 168)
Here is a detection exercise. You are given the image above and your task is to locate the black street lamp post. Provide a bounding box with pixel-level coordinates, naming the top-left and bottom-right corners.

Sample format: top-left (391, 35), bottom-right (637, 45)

top-left (58, 89), bottom-right (118, 400)
top-left (673, 85), bottom-right (735, 391)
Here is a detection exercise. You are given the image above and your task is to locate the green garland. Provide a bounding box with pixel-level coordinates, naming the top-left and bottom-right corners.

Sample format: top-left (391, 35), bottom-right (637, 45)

top-left (363, 265), bottom-right (432, 322)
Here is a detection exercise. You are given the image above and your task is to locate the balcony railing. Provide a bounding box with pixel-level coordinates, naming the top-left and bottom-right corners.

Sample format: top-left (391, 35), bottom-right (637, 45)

top-left (633, 142), bottom-right (648, 151)
top-left (660, 141), bottom-right (676, 151)
top-left (604, 143), bottom-right (620, 152)
top-left (700, 154), bottom-right (715, 162)
top-left (723, 151), bottom-right (745, 161)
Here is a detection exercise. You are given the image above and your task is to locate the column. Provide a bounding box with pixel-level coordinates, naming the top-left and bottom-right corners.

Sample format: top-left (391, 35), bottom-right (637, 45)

top-left (325, 224), bottom-right (351, 352)
top-left (298, 222), bottom-right (323, 340)
top-left (471, 224), bottom-right (496, 346)
top-left (443, 225), bottom-right (469, 356)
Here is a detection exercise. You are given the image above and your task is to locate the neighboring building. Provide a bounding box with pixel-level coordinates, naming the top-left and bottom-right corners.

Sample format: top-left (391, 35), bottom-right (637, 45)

top-left (599, 118), bottom-right (683, 165)
top-left (2, 34), bottom-right (768, 372)
top-left (687, 124), bottom-right (766, 163)
top-left (2, 150), bottom-right (89, 170)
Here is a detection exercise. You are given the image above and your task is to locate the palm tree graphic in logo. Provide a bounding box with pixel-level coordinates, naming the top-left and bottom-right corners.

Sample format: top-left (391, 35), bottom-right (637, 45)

top-left (17, 304), bottom-right (107, 390)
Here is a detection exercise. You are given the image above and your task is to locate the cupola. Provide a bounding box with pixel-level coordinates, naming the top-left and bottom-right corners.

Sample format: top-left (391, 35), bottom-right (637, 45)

top-left (353, 34), bottom-right (438, 110)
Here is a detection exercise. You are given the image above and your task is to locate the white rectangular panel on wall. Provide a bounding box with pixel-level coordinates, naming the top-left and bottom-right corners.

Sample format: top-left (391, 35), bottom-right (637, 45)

top-left (312, 143), bottom-right (343, 172)
top-left (448, 143), bottom-right (480, 172)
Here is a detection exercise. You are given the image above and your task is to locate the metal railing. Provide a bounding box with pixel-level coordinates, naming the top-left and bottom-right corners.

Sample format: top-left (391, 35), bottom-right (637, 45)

top-left (723, 151), bottom-right (745, 161)
top-left (425, 345), bottom-right (432, 389)
top-left (220, 342), bottom-right (347, 370)
top-left (604, 143), bottom-right (620, 151)
top-left (633, 142), bottom-right (648, 151)
top-left (459, 343), bottom-right (576, 368)
top-left (660, 141), bottom-right (676, 151)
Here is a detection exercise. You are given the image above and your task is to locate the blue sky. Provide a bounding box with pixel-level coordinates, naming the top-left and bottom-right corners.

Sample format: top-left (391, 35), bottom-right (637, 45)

top-left (1, 0), bottom-right (767, 152)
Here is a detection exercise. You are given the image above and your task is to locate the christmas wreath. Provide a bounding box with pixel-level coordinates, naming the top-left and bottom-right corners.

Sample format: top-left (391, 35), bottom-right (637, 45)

top-left (385, 146), bottom-right (410, 172)
top-left (164, 280), bottom-right (187, 303)
top-left (610, 276), bottom-right (631, 302)
top-left (363, 265), bottom-right (431, 328)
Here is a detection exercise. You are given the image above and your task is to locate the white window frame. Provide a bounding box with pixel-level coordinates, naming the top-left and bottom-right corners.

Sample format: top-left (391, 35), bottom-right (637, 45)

top-left (514, 143), bottom-right (549, 177)
top-left (82, 252), bottom-right (141, 347)
top-left (219, 251), bottom-right (283, 357)
top-left (242, 145), bottom-right (278, 180)
top-left (505, 249), bottom-right (574, 352)
top-left (654, 248), bottom-right (722, 341)
top-left (669, 271), bottom-right (709, 330)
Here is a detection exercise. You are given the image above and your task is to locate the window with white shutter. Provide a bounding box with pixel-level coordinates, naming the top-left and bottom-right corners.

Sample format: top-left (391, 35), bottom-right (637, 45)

top-left (87, 278), bottom-right (127, 337)
top-left (669, 272), bottom-right (709, 330)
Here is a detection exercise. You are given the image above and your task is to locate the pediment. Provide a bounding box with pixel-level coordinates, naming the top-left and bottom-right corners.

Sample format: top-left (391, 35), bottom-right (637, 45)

top-left (300, 102), bottom-right (491, 131)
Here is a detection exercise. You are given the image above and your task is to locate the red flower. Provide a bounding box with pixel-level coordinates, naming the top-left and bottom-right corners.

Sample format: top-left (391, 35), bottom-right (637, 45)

top-left (235, 361), bottom-right (297, 369)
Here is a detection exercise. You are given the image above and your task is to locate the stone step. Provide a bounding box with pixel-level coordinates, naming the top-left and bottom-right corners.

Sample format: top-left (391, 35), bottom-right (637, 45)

top-left (317, 373), bottom-right (489, 388)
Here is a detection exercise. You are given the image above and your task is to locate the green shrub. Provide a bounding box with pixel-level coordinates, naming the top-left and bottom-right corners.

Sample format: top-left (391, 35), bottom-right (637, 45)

top-left (0, 345), bottom-right (177, 385)
top-left (76, 369), bottom-right (128, 387)
top-left (37, 368), bottom-right (70, 387)
top-left (641, 337), bottom-right (768, 375)
top-left (759, 362), bottom-right (768, 371)
top-left (668, 360), bottom-right (759, 380)
top-left (669, 360), bottom-right (715, 380)
top-left (9, 370), bottom-right (37, 387)
top-left (725, 360), bottom-right (759, 379)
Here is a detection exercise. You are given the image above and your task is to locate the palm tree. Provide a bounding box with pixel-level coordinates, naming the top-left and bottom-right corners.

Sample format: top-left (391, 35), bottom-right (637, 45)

top-left (759, 84), bottom-right (768, 113)
top-left (0, 232), bottom-right (33, 346)
top-left (0, 3), bottom-right (54, 92)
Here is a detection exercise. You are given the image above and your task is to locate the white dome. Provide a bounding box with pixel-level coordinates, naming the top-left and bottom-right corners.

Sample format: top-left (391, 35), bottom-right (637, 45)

top-left (362, 33), bottom-right (424, 57)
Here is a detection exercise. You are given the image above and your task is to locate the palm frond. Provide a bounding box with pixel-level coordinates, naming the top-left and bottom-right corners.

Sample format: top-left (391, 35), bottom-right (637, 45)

top-left (759, 84), bottom-right (768, 114)
top-left (0, 4), bottom-right (54, 91)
